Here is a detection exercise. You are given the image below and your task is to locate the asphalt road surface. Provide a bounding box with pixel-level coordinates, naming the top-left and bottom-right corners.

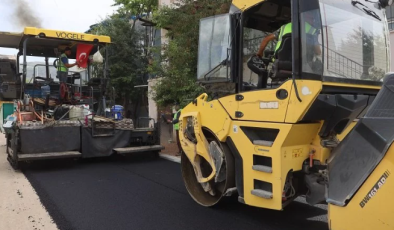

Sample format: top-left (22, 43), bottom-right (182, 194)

top-left (23, 155), bottom-right (328, 230)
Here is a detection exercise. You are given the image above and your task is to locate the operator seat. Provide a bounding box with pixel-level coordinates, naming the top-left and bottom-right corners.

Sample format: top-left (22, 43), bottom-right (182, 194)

top-left (270, 34), bottom-right (292, 83)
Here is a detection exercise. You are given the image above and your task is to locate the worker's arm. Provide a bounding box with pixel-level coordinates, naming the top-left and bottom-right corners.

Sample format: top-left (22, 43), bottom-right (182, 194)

top-left (61, 56), bottom-right (78, 68)
top-left (256, 34), bottom-right (276, 58)
top-left (314, 44), bottom-right (322, 56)
top-left (312, 33), bottom-right (322, 56)
top-left (65, 63), bottom-right (78, 68)
top-left (172, 111), bottom-right (181, 124)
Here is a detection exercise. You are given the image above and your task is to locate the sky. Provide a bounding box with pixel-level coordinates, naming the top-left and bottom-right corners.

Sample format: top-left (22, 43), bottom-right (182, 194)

top-left (0, 0), bottom-right (118, 57)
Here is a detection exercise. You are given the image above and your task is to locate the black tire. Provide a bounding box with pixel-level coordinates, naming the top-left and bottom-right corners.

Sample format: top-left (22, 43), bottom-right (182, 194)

top-left (7, 153), bottom-right (19, 170)
top-left (7, 132), bottom-right (20, 170)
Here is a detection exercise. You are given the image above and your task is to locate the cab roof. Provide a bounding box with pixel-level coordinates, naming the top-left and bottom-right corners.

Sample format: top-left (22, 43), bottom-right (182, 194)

top-left (233, 0), bottom-right (291, 33)
top-left (232, 0), bottom-right (267, 11)
top-left (0, 27), bottom-right (111, 59)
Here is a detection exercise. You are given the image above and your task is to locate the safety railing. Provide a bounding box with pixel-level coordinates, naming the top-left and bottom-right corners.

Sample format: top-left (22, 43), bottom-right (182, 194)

top-left (326, 48), bottom-right (366, 79)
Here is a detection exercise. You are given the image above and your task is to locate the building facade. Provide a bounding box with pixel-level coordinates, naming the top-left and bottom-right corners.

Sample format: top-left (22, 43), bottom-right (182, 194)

top-left (387, 6), bottom-right (394, 71)
top-left (387, 5), bottom-right (394, 30)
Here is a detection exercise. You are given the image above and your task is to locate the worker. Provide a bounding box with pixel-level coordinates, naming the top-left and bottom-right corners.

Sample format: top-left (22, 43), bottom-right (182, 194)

top-left (57, 47), bottom-right (79, 83)
top-left (255, 11), bottom-right (321, 60)
top-left (172, 103), bottom-right (182, 156)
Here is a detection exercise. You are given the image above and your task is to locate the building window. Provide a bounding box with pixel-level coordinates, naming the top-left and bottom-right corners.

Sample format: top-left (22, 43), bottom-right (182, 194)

top-left (386, 6), bottom-right (394, 30)
top-left (387, 5), bottom-right (394, 19)
top-left (392, 5), bottom-right (394, 18)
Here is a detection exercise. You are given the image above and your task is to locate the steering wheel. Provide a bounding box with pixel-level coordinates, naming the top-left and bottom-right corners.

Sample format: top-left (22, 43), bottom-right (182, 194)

top-left (53, 59), bottom-right (59, 69)
top-left (35, 77), bottom-right (47, 81)
top-left (247, 55), bottom-right (267, 75)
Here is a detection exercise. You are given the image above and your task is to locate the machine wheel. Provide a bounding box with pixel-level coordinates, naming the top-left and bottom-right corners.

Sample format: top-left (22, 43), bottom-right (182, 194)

top-left (6, 133), bottom-right (20, 170)
top-left (6, 142), bottom-right (19, 170)
top-left (7, 154), bottom-right (19, 170)
top-left (181, 138), bottom-right (235, 207)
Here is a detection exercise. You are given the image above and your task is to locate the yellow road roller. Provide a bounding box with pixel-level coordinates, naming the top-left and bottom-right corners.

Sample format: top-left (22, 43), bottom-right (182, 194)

top-left (179, 0), bottom-right (394, 229)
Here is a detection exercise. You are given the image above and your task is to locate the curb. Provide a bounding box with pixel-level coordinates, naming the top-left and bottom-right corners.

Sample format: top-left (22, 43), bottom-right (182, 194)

top-left (159, 154), bottom-right (181, 163)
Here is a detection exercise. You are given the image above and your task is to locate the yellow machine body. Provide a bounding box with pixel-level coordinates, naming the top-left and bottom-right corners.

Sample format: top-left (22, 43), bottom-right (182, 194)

top-left (179, 0), bottom-right (393, 229)
top-left (180, 78), bottom-right (393, 230)
top-left (328, 146), bottom-right (394, 230)
top-left (0, 27), bottom-right (111, 59)
top-left (23, 27), bottom-right (111, 43)
top-left (180, 80), bottom-right (377, 210)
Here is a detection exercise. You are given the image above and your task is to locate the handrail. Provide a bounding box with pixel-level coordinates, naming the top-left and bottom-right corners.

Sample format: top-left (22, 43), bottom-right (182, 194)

top-left (325, 47), bottom-right (367, 79)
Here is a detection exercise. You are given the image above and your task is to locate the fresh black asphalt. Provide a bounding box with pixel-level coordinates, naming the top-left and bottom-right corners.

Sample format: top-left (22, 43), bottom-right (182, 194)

top-left (23, 155), bottom-right (328, 230)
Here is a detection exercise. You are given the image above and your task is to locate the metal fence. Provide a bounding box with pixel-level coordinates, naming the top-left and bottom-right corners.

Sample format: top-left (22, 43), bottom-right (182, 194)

top-left (326, 48), bottom-right (365, 79)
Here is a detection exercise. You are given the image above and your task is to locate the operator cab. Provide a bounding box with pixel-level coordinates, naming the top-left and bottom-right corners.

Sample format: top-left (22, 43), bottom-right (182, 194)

top-left (197, 0), bottom-right (390, 95)
top-left (243, 0), bottom-right (293, 90)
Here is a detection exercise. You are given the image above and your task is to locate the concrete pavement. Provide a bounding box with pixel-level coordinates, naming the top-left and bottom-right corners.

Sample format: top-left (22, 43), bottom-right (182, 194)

top-left (0, 136), bottom-right (58, 230)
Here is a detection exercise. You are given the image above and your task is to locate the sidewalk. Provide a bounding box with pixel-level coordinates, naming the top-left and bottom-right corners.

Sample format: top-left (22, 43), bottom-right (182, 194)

top-left (0, 136), bottom-right (58, 230)
top-left (160, 141), bottom-right (180, 157)
top-left (159, 141), bottom-right (181, 163)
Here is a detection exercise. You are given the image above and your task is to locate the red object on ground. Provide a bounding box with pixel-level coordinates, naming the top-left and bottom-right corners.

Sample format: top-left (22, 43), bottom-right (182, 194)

top-left (76, 44), bottom-right (94, 68)
top-left (60, 83), bottom-right (68, 99)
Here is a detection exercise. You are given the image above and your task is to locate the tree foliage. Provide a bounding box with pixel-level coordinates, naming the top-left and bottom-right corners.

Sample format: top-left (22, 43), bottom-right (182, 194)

top-left (113, 0), bottom-right (158, 15)
top-left (91, 13), bottom-right (147, 117)
top-left (113, 0), bottom-right (158, 29)
top-left (149, 0), bottom-right (231, 108)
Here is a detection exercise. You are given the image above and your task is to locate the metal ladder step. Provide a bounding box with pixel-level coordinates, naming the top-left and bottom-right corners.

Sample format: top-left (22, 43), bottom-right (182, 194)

top-left (253, 140), bottom-right (273, 147)
top-left (18, 151), bottom-right (81, 161)
top-left (251, 189), bottom-right (273, 199)
top-left (114, 145), bottom-right (164, 154)
top-left (252, 165), bottom-right (272, 173)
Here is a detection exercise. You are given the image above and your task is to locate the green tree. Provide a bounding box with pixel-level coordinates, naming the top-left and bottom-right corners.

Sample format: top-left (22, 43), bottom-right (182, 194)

top-left (113, 0), bottom-right (158, 15)
top-left (149, 0), bottom-right (231, 108)
top-left (91, 14), bottom-right (148, 119)
top-left (113, 0), bottom-right (158, 29)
